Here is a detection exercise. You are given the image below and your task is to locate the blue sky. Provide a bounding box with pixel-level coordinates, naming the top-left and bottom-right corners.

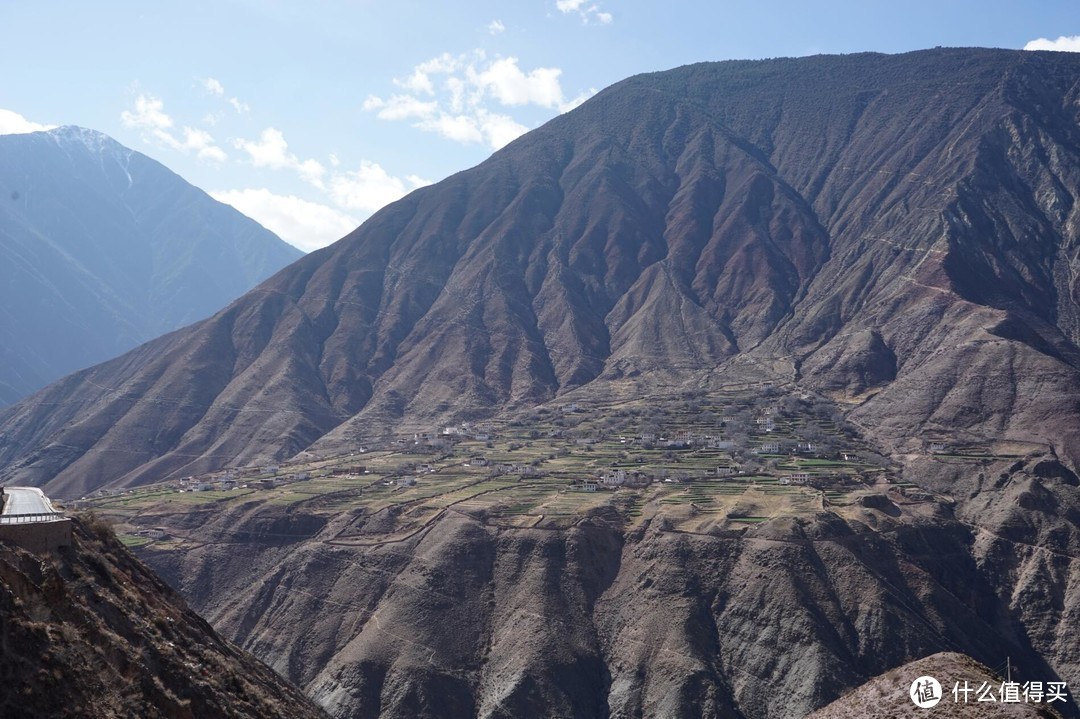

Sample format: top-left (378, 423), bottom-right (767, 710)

top-left (2, 1), bottom-right (1078, 252)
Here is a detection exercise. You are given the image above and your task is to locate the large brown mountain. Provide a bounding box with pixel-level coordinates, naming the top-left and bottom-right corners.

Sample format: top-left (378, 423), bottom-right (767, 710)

top-left (5, 47), bottom-right (1080, 719)
top-left (2, 48), bottom-right (1080, 502)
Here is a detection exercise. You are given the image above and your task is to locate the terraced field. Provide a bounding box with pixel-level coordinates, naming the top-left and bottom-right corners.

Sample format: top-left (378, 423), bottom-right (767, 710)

top-left (86, 389), bottom-right (940, 545)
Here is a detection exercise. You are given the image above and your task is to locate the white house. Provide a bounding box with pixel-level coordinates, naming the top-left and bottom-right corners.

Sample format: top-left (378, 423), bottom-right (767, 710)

top-left (602, 469), bottom-right (627, 487)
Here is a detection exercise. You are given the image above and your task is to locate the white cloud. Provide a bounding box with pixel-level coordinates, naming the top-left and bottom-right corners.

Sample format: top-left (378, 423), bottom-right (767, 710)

top-left (363, 94), bottom-right (438, 120)
top-left (417, 113), bottom-right (485, 145)
top-left (395, 53), bottom-right (464, 95)
top-left (556, 0), bottom-right (613, 24)
top-left (0, 109), bottom-right (57, 135)
top-left (1024, 35), bottom-right (1080, 52)
top-left (473, 58), bottom-right (564, 108)
top-left (231, 126), bottom-right (427, 225)
top-left (202, 77), bottom-right (250, 113)
top-left (488, 19), bottom-right (505, 35)
top-left (235, 127), bottom-right (326, 187)
top-left (180, 127), bottom-right (228, 162)
top-left (121, 94), bottom-right (226, 162)
top-left (329, 160), bottom-right (420, 212)
top-left (203, 77), bottom-right (225, 96)
top-left (477, 109), bottom-right (530, 149)
top-left (211, 188), bottom-right (359, 253)
top-left (415, 109), bottom-right (529, 150)
top-left (559, 89), bottom-right (596, 112)
top-left (365, 52), bottom-right (593, 150)
top-left (121, 94), bottom-right (173, 132)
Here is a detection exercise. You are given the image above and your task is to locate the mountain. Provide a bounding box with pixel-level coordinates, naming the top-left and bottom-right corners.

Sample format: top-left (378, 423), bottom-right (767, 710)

top-left (4, 47), bottom-right (1080, 719)
top-left (4, 49), bottom-right (1080, 498)
top-left (135, 493), bottom-right (1079, 719)
top-left (0, 514), bottom-right (327, 718)
top-left (0, 46), bottom-right (1075, 487)
top-left (0, 126), bottom-right (302, 406)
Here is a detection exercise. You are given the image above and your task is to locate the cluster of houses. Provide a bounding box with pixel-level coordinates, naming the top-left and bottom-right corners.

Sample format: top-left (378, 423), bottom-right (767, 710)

top-left (627, 431), bottom-right (736, 449)
top-left (170, 465), bottom-right (313, 493)
top-left (491, 462), bottom-right (541, 477)
top-left (440, 421), bottom-right (495, 441)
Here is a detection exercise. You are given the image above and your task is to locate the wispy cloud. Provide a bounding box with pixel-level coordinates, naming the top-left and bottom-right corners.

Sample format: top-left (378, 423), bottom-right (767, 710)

top-left (234, 127), bottom-right (326, 187)
top-left (211, 188), bottom-right (359, 253)
top-left (364, 51), bottom-right (596, 150)
top-left (121, 90), bottom-right (430, 252)
top-left (1024, 35), bottom-right (1080, 52)
top-left (0, 109), bottom-right (57, 135)
top-left (202, 76), bottom-right (250, 113)
top-left (555, 0), bottom-right (612, 25)
top-left (487, 19), bottom-right (505, 35)
top-left (329, 161), bottom-right (431, 212)
top-left (230, 126), bottom-right (431, 245)
top-left (120, 94), bottom-right (227, 162)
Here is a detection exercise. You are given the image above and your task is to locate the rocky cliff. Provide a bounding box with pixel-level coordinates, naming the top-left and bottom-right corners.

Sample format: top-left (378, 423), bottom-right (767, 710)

top-left (136, 453), bottom-right (1080, 719)
top-left (0, 515), bottom-right (326, 718)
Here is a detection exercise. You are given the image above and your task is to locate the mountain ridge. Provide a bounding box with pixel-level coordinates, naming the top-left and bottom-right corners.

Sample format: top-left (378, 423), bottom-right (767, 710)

top-left (0, 126), bottom-right (302, 406)
top-left (3, 48), bottom-right (1080, 499)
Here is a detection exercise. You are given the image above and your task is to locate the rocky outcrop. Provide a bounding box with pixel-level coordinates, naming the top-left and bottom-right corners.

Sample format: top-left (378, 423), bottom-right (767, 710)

top-left (0, 515), bottom-right (327, 719)
top-left (138, 487), bottom-right (1080, 718)
top-left (807, 652), bottom-right (1064, 718)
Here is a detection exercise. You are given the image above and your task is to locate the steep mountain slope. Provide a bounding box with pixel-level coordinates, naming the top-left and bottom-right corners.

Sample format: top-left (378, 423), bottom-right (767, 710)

top-left (1, 48), bottom-right (1080, 502)
top-left (136, 466), bottom-right (1080, 719)
top-left (0, 126), bottom-right (301, 405)
top-left (0, 515), bottom-right (326, 718)
top-left (807, 652), bottom-right (1063, 718)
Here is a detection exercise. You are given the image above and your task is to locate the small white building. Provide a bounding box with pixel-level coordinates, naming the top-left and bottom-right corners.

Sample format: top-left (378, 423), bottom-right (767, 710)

top-left (581, 479), bottom-right (598, 492)
top-left (602, 469), bottom-right (627, 487)
top-left (397, 476), bottom-right (417, 487)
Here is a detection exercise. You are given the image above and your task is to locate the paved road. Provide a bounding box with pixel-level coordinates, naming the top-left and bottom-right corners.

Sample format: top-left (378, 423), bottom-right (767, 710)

top-left (2, 487), bottom-right (57, 516)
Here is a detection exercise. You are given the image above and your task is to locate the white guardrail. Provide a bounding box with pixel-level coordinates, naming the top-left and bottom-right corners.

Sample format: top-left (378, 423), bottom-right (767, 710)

top-left (0, 512), bottom-right (65, 525)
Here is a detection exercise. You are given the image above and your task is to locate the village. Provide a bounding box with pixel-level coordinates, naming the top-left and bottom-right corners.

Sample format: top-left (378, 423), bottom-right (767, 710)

top-left (76, 385), bottom-right (1019, 547)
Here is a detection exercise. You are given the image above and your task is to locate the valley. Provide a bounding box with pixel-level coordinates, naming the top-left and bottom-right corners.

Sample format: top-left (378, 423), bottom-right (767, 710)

top-left (85, 384), bottom-right (916, 542)
top-left (5, 47), bottom-right (1080, 717)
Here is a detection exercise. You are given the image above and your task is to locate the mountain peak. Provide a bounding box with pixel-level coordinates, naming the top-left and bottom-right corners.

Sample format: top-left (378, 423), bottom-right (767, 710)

top-left (44, 124), bottom-right (121, 154)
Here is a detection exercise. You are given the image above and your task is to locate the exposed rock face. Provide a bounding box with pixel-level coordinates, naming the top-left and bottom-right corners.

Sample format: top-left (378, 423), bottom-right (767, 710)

top-left (4, 50), bottom-right (1080, 496)
top-left (137, 469), bottom-right (1080, 719)
top-left (0, 515), bottom-right (326, 719)
top-left (0, 126), bottom-right (301, 406)
top-left (807, 652), bottom-right (1064, 718)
